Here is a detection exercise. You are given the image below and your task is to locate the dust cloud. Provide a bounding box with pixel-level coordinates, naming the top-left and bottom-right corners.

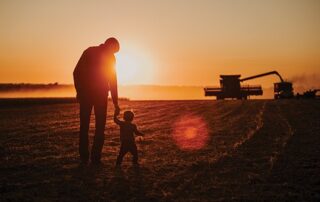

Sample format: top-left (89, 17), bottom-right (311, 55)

top-left (290, 73), bottom-right (320, 93)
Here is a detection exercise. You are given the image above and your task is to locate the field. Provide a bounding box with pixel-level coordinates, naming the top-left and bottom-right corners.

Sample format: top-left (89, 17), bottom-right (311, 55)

top-left (0, 100), bottom-right (319, 201)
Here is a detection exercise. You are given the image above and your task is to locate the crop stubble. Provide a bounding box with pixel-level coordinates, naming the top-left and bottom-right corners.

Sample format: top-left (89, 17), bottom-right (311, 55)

top-left (0, 100), bottom-right (319, 201)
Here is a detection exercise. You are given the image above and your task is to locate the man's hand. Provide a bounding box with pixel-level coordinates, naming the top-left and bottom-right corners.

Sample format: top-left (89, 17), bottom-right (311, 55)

top-left (114, 105), bottom-right (120, 116)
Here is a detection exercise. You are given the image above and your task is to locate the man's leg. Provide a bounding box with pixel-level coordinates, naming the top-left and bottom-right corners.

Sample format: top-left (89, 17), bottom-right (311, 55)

top-left (91, 100), bottom-right (107, 163)
top-left (79, 101), bottom-right (92, 163)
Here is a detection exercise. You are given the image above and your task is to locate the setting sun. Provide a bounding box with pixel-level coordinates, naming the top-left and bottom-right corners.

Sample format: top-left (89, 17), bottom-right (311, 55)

top-left (116, 46), bottom-right (156, 85)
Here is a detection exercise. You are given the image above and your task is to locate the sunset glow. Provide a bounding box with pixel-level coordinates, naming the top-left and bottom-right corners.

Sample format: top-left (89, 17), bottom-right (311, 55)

top-left (0, 0), bottom-right (319, 99)
top-left (116, 46), bottom-right (156, 85)
top-left (1, 1), bottom-right (319, 200)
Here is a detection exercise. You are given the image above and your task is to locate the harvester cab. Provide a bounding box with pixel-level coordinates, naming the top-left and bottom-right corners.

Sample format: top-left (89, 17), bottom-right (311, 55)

top-left (274, 82), bottom-right (294, 99)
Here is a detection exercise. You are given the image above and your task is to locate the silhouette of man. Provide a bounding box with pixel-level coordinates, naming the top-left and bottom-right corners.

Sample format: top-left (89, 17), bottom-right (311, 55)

top-left (73, 37), bottom-right (120, 164)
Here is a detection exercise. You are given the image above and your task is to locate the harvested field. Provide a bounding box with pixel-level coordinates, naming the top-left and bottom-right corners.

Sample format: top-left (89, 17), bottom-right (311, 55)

top-left (0, 100), bottom-right (319, 201)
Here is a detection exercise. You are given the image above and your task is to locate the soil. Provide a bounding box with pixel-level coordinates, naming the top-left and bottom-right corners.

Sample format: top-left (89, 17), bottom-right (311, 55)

top-left (0, 100), bottom-right (319, 201)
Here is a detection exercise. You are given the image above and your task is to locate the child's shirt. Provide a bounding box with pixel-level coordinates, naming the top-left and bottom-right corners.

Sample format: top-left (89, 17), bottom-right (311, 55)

top-left (114, 118), bottom-right (143, 143)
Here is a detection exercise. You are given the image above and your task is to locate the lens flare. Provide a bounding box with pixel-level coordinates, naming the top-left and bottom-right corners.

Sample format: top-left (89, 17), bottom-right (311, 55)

top-left (172, 114), bottom-right (209, 151)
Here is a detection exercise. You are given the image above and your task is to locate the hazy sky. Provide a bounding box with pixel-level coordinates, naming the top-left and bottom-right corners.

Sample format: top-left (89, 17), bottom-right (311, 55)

top-left (1, 0), bottom-right (319, 86)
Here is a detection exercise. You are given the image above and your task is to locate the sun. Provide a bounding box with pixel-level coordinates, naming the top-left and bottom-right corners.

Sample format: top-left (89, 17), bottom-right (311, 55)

top-left (115, 47), bottom-right (156, 85)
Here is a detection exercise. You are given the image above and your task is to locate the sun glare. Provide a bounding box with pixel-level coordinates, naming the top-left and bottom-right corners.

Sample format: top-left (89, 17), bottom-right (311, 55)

top-left (172, 114), bottom-right (209, 151)
top-left (116, 47), bottom-right (155, 85)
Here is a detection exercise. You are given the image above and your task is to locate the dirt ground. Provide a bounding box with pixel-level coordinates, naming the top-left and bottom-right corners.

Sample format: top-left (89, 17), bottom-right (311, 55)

top-left (0, 100), bottom-right (319, 201)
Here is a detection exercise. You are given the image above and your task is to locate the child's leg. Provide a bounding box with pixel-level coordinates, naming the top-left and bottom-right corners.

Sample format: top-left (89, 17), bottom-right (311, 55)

top-left (116, 144), bottom-right (128, 166)
top-left (129, 144), bottom-right (138, 164)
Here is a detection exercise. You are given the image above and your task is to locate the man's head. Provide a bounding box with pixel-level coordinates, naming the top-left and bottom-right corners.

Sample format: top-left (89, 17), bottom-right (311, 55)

top-left (104, 37), bottom-right (120, 53)
top-left (123, 111), bottom-right (134, 122)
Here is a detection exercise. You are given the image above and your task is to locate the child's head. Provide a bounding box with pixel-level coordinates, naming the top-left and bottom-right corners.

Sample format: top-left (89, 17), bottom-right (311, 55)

top-left (123, 111), bottom-right (134, 122)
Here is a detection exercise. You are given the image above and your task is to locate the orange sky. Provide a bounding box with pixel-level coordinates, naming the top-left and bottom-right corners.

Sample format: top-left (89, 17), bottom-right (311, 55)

top-left (0, 0), bottom-right (319, 87)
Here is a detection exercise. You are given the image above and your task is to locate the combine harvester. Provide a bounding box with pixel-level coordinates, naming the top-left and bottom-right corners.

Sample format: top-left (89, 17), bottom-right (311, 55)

top-left (204, 71), bottom-right (294, 100)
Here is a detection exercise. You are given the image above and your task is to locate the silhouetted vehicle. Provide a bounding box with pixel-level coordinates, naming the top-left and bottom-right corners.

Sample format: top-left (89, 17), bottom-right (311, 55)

top-left (204, 75), bottom-right (262, 100)
top-left (297, 89), bottom-right (320, 99)
top-left (274, 82), bottom-right (294, 99)
top-left (204, 71), bottom-right (294, 100)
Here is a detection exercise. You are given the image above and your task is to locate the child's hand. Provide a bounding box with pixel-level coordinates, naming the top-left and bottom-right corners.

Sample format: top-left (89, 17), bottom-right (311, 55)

top-left (114, 105), bottom-right (120, 116)
top-left (113, 110), bottom-right (121, 124)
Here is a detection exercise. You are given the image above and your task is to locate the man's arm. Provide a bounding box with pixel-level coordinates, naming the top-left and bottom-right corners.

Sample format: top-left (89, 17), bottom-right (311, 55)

top-left (133, 125), bottom-right (144, 136)
top-left (73, 50), bottom-right (87, 100)
top-left (108, 56), bottom-right (120, 115)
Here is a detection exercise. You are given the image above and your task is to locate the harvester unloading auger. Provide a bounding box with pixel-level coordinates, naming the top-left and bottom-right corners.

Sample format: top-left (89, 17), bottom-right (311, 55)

top-left (204, 71), bottom-right (294, 100)
top-left (239, 71), bottom-right (283, 82)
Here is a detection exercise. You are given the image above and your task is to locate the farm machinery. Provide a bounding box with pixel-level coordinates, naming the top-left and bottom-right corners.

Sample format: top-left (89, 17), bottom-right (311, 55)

top-left (204, 71), bottom-right (294, 100)
top-left (297, 89), bottom-right (320, 99)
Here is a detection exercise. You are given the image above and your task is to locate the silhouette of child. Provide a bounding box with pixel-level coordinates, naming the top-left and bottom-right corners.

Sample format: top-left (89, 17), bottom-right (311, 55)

top-left (114, 110), bottom-right (144, 166)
